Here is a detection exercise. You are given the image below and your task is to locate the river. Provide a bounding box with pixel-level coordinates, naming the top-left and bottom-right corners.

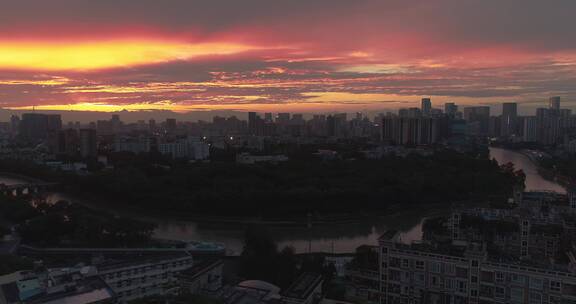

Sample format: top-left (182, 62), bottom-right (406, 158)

top-left (0, 148), bottom-right (566, 255)
top-left (489, 147), bottom-right (566, 193)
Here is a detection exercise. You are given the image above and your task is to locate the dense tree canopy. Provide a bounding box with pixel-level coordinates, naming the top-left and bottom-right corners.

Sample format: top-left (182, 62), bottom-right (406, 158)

top-left (60, 150), bottom-right (521, 219)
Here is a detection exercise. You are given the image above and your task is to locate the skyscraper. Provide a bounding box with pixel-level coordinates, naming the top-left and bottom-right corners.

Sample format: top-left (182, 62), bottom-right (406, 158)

top-left (79, 129), bottom-right (98, 158)
top-left (19, 113), bottom-right (62, 142)
top-left (166, 118), bottom-right (177, 134)
top-left (549, 96), bottom-right (561, 111)
top-left (522, 116), bottom-right (537, 142)
top-left (463, 106), bottom-right (490, 135)
top-left (421, 98), bottom-right (432, 116)
top-left (501, 102), bottom-right (518, 137)
top-left (444, 103), bottom-right (458, 117)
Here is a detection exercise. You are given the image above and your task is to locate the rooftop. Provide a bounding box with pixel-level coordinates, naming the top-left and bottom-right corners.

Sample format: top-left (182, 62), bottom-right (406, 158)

top-left (176, 259), bottom-right (223, 282)
top-left (97, 253), bottom-right (191, 271)
top-left (281, 273), bottom-right (323, 300)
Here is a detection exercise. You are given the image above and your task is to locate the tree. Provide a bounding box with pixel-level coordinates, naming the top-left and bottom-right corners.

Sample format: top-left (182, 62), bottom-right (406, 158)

top-left (239, 225), bottom-right (278, 282)
top-left (0, 255), bottom-right (34, 275)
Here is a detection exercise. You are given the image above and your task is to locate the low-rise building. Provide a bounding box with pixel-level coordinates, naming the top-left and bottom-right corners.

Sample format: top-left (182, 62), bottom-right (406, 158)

top-left (236, 153), bottom-right (288, 164)
top-left (178, 259), bottom-right (224, 295)
top-left (98, 254), bottom-right (193, 303)
top-left (281, 273), bottom-right (323, 304)
top-left (0, 268), bottom-right (115, 304)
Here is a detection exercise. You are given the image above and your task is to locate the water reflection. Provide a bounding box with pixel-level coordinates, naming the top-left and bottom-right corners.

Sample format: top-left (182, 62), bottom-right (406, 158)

top-left (153, 207), bottom-right (438, 255)
top-left (1, 147), bottom-right (562, 254)
top-left (489, 147), bottom-right (566, 193)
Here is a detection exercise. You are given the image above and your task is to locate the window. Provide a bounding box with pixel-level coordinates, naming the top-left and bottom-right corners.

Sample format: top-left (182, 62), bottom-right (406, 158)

top-left (401, 271), bottom-right (410, 283)
top-left (495, 272), bottom-right (505, 283)
top-left (415, 273), bottom-right (425, 286)
top-left (480, 271), bottom-right (494, 283)
top-left (431, 262), bottom-right (442, 274)
top-left (471, 260), bottom-right (479, 267)
top-left (511, 287), bottom-right (524, 304)
top-left (431, 275), bottom-right (440, 287)
top-left (398, 286), bottom-right (408, 295)
top-left (471, 276), bottom-right (478, 283)
top-left (529, 292), bottom-right (542, 304)
top-left (446, 278), bottom-right (455, 290)
top-left (389, 270), bottom-right (401, 281)
top-left (456, 267), bottom-right (468, 279)
top-left (402, 259), bottom-right (410, 269)
top-left (550, 296), bottom-right (562, 304)
top-left (415, 260), bottom-right (425, 270)
top-left (550, 281), bottom-right (561, 292)
top-left (445, 264), bottom-right (456, 275)
top-left (480, 285), bottom-right (494, 298)
top-left (457, 281), bottom-right (467, 293)
top-left (494, 286), bottom-right (505, 299)
top-left (530, 277), bottom-right (544, 290)
top-left (511, 274), bottom-right (526, 285)
top-left (470, 289), bottom-right (478, 297)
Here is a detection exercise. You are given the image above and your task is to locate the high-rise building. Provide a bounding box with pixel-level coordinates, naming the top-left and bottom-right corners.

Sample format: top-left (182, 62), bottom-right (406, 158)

top-left (52, 128), bottom-right (79, 156)
top-left (522, 116), bottom-right (537, 142)
top-left (421, 98), bottom-right (432, 116)
top-left (79, 129), bottom-right (98, 158)
top-left (276, 113), bottom-right (291, 124)
top-left (382, 116), bottom-right (438, 145)
top-left (501, 102), bottom-right (518, 137)
top-left (399, 108), bottom-right (422, 118)
top-left (19, 113), bottom-right (62, 142)
top-left (248, 112), bottom-right (259, 135)
top-left (9, 115), bottom-right (20, 135)
top-left (444, 103), bottom-right (458, 117)
top-left (166, 118), bottom-right (177, 134)
top-left (536, 108), bottom-right (561, 145)
top-left (264, 113), bottom-right (273, 122)
top-left (549, 96), bottom-right (561, 111)
top-left (110, 114), bottom-right (123, 133)
top-left (463, 106), bottom-right (490, 135)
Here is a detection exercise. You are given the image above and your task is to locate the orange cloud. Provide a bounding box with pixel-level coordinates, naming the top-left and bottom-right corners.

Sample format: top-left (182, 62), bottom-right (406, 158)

top-left (0, 40), bottom-right (256, 71)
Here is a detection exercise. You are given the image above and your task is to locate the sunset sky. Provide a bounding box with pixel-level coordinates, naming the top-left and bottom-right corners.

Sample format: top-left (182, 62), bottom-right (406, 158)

top-left (1, 0), bottom-right (575, 115)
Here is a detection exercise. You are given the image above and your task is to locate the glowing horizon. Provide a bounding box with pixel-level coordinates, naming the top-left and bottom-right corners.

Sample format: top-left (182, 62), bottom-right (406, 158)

top-left (0, 40), bottom-right (256, 71)
top-left (0, 0), bottom-right (575, 113)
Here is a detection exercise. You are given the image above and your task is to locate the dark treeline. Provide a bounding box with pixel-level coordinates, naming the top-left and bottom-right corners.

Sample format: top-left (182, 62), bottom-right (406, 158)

top-left (540, 156), bottom-right (576, 180)
top-left (0, 195), bottom-right (155, 248)
top-left (56, 150), bottom-right (522, 219)
top-left (0, 148), bottom-right (524, 220)
top-left (239, 225), bottom-right (337, 290)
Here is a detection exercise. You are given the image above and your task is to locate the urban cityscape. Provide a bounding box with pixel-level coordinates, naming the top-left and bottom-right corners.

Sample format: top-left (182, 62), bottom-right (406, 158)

top-left (2, 1), bottom-right (576, 304)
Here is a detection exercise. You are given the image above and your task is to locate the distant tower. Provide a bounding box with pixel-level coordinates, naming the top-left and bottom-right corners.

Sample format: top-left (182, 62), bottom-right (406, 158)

top-left (444, 103), bottom-right (458, 117)
top-left (549, 96), bottom-right (561, 111)
top-left (520, 219), bottom-right (530, 258)
top-left (513, 184), bottom-right (525, 205)
top-left (501, 102), bottom-right (518, 137)
top-left (449, 211), bottom-right (461, 240)
top-left (421, 98), bottom-right (432, 116)
top-left (569, 185), bottom-right (576, 213)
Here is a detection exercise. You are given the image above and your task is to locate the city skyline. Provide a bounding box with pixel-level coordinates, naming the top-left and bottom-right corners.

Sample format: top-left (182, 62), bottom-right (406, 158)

top-left (1, 1), bottom-right (576, 113)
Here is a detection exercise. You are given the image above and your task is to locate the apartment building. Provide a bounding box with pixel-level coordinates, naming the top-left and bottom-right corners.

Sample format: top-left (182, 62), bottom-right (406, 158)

top-left (379, 231), bottom-right (576, 304)
top-left (98, 254), bottom-right (193, 303)
top-left (378, 190), bottom-right (576, 304)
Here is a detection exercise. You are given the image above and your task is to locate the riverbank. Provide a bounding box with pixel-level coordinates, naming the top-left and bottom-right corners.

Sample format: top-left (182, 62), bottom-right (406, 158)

top-left (489, 147), bottom-right (567, 193)
top-left (45, 189), bottom-right (452, 227)
top-left (504, 147), bottom-right (573, 189)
